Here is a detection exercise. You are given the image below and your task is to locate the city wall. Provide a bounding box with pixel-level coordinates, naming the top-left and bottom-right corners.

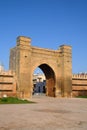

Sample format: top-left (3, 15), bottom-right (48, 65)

top-left (0, 70), bottom-right (17, 97)
top-left (0, 70), bottom-right (87, 98)
top-left (72, 74), bottom-right (87, 96)
top-left (0, 36), bottom-right (87, 98)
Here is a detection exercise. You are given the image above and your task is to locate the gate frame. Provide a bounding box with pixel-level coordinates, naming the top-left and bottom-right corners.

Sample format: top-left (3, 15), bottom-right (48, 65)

top-left (9, 36), bottom-right (72, 98)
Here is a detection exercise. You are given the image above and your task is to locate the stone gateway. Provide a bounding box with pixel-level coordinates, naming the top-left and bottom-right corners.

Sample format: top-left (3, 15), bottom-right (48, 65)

top-left (9, 36), bottom-right (72, 98)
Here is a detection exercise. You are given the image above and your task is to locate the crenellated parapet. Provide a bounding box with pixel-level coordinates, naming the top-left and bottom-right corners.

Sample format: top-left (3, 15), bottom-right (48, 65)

top-left (72, 73), bottom-right (87, 97)
top-left (72, 73), bottom-right (87, 79)
top-left (0, 70), bottom-right (15, 76)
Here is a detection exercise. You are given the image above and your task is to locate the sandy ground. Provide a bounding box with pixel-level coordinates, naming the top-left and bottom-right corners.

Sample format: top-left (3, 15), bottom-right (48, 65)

top-left (0, 95), bottom-right (87, 130)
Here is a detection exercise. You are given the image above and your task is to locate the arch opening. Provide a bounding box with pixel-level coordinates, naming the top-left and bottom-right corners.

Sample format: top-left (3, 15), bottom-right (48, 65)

top-left (33, 64), bottom-right (56, 97)
top-left (33, 67), bottom-right (46, 95)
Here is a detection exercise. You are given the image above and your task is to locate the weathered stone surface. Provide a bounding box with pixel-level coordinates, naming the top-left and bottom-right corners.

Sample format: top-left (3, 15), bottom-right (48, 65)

top-left (0, 70), bottom-right (16, 97)
top-left (9, 36), bottom-right (72, 98)
top-left (1, 36), bottom-right (87, 98)
top-left (72, 74), bottom-right (87, 96)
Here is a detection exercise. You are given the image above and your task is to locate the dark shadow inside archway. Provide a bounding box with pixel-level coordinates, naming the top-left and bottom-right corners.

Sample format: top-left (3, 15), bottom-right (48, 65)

top-left (33, 64), bottom-right (56, 97)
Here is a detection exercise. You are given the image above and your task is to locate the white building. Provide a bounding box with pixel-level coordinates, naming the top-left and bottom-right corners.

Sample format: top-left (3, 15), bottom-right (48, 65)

top-left (0, 62), bottom-right (4, 72)
top-left (33, 73), bottom-right (46, 94)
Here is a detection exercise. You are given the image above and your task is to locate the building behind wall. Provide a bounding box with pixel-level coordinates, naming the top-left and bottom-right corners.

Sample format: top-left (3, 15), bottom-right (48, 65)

top-left (33, 74), bottom-right (46, 94)
top-left (0, 63), bottom-right (4, 72)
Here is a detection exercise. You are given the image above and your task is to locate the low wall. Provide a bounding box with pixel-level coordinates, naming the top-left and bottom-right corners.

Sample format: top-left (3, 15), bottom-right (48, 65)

top-left (72, 74), bottom-right (87, 97)
top-left (0, 71), bottom-right (87, 98)
top-left (0, 70), bottom-right (17, 97)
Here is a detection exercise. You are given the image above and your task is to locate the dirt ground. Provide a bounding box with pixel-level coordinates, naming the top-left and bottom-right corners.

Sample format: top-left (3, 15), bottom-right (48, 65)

top-left (0, 96), bottom-right (87, 130)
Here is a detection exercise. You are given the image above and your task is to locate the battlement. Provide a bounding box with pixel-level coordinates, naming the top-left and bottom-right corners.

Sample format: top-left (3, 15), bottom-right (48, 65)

top-left (0, 70), bottom-right (15, 76)
top-left (17, 36), bottom-right (31, 46)
top-left (72, 73), bottom-right (87, 79)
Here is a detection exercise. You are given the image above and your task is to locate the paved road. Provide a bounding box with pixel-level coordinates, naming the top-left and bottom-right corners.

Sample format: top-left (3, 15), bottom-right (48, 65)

top-left (0, 96), bottom-right (87, 130)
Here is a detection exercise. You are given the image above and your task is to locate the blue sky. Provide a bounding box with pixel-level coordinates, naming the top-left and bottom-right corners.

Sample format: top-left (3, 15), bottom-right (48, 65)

top-left (0, 0), bottom-right (87, 73)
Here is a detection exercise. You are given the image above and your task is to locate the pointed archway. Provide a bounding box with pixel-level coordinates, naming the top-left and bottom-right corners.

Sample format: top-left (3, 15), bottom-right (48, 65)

top-left (33, 64), bottom-right (56, 97)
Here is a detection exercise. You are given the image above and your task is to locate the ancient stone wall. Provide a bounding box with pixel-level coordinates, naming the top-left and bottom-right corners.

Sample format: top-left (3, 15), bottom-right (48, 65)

top-left (9, 36), bottom-right (72, 98)
top-left (0, 71), bottom-right (87, 98)
top-left (0, 70), bottom-right (17, 97)
top-left (1, 36), bottom-right (87, 98)
top-left (72, 74), bottom-right (87, 96)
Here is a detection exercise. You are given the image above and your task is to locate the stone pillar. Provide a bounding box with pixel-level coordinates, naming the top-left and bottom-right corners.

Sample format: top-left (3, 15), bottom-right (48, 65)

top-left (15, 36), bottom-right (32, 98)
top-left (59, 45), bottom-right (72, 97)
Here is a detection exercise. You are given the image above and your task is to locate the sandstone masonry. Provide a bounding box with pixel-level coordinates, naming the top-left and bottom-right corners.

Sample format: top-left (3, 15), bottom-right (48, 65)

top-left (9, 36), bottom-right (72, 98)
top-left (0, 36), bottom-right (87, 98)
